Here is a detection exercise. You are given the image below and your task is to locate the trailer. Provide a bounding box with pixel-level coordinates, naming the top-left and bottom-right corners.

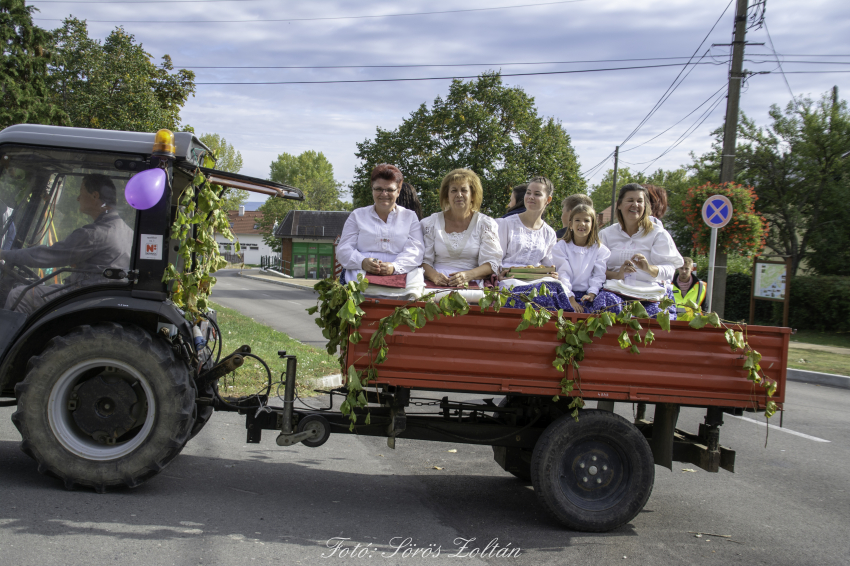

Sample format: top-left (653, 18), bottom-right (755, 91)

top-left (243, 296), bottom-right (788, 532)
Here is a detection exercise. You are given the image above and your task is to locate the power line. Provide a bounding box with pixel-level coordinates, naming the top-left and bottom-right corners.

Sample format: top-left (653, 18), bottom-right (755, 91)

top-left (175, 57), bottom-right (850, 71)
top-left (618, 83), bottom-right (728, 154)
top-left (763, 20), bottom-right (797, 109)
top-left (33, 0), bottom-right (591, 22)
top-left (193, 61), bottom-right (731, 85)
top-left (616, 0), bottom-right (735, 151)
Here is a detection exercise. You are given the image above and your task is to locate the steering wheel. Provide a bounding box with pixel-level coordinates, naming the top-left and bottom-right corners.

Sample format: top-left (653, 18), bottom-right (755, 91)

top-left (0, 260), bottom-right (41, 285)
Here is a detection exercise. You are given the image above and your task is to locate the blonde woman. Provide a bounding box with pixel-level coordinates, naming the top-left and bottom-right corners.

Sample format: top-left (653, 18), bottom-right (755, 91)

top-left (421, 169), bottom-right (502, 301)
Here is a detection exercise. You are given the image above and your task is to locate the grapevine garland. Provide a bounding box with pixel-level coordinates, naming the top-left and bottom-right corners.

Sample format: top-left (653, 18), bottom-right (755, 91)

top-left (310, 276), bottom-right (779, 431)
top-left (163, 154), bottom-right (238, 320)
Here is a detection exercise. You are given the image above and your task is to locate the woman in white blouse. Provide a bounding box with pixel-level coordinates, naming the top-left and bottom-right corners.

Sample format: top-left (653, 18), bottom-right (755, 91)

top-left (597, 183), bottom-right (683, 317)
top-left (496, 176), bottom-right (558, 289)
top-left (336, 164), bottom-right (425, 298)
top-left (421, 169), bottom-right (502, 300)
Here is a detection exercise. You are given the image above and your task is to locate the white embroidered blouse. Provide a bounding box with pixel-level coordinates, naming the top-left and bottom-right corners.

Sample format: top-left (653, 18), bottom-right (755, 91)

top-left (599, 222), bottom-right (683, 282)
top-left (336, 205), bottom-right (424, 282)
top-left (496, 214), bottom-right (557, 269)
top-left (551, 240), bottom-right (611, 298)
top-left (421, 211), bottom-right (502, 275)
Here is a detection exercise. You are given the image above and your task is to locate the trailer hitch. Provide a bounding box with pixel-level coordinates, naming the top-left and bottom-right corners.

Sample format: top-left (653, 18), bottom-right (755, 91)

top-left (274, 352), bottom-right (324, 446)
top-left (196, 345), bottom-right (251, 387)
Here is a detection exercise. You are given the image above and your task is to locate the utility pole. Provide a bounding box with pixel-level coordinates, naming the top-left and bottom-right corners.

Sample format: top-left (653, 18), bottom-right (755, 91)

top-left (713, 0), bottom-right (749, 319)
top-left (609, 146), bottom-right (619, 226)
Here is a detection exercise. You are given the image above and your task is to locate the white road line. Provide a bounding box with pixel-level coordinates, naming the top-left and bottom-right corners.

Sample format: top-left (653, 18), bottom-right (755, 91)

top-left (729, 414), bottom-right (830, 443)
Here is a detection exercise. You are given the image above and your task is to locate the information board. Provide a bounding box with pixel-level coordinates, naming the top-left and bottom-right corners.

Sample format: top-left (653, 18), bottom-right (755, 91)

top-left (753, 261), bottom-right (787, 299)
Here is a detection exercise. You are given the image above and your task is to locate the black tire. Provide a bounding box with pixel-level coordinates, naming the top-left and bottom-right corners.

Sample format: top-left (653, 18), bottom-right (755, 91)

top-left (11, 323), bottom-right (195, 492)
top-left (491, 396), bottom-right (532, 481)
top-left (297, 415), bottom-right (331, 448)
top-left (530, 410), bottom-right (654, 532)
top-left (189, 381), bottom-right (215, 440)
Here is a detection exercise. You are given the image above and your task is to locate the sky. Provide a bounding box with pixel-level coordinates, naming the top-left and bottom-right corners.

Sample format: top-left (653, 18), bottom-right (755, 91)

top-left (29, 0), bottom-right (850, 197)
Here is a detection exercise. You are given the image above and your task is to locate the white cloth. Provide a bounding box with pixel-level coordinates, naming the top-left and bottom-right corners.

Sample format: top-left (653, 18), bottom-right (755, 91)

top-left (599, 222), bottom-right (683, 282)
top-left (496, 214), bottom-right (557, 269)
top-left (421, 211), bottom-right (502, 281)
top-left (337, 205), bottom-right (425, 289)
top-left (603, 280), bottom-right (668, 301)
top-left (551, 241), bottom-right (610, 298)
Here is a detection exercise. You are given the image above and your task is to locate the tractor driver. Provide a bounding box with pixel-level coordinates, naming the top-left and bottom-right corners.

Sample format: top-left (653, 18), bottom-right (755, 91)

top-left (0, 174), bottom-right (134, 315)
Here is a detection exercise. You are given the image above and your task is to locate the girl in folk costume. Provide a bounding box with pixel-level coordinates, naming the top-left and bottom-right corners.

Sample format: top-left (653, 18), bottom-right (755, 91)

top-left (552, 204), bottom-right (615, 313)
top-left (496, 176), bottom-right (558, 289)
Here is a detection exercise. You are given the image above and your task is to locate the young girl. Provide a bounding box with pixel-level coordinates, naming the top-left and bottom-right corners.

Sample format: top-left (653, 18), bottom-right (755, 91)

top-left (551, 204), bottom-right (612, 313)
top-left (496, 176), bottom-right (558, 290)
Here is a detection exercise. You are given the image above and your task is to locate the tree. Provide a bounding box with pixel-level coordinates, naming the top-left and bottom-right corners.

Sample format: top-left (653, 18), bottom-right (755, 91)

top-left (257, 150), bottom-right (349, 251)
top-left (0, 0), bottom-right (66, 129)
top-left (351, 72), bottom-right (584, 226)
top-left (198, 133), bottom-right (247, 211)
top-left (47, 18), bottom-right (195, 132)
top-left (689, 88), bottom-right (850, 275)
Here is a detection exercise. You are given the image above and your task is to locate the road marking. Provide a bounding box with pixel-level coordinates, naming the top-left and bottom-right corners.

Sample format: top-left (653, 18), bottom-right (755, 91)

top-left (728, 414), bottom-right (830, 443)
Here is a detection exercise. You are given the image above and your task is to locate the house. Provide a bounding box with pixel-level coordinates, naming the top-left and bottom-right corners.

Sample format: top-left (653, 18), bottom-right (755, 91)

top-left (274, 210), bottom-right (351, 279)
top-left (215, 206), bottom-right (276, 265)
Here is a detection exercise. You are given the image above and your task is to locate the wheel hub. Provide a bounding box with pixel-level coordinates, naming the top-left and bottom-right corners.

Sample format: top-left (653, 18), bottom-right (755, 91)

top-left (72, 375), bottom-right (139, 443)
top-left (560, 440), bottom-right (628, 511)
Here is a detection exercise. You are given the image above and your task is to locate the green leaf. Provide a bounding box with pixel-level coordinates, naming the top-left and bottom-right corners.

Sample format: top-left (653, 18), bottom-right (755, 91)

top-left (629, 344), bottom-right (640, 354)
top-left (577, 330), bottom-right (592, 344)
top-left (631, 302), bottom-right (649, 319)
top-left (656, 311), bottom-right (671, 332)
top-left (617, 330), bottom-right (632, 349)
top-left (644, 328), bottom-right (655, 346)
top-left (707, 313), bottom-right (721, 327)
top-left (365, 413), bottom-right (372, 425)
top-left (689, 315), bottom-right (708, 329)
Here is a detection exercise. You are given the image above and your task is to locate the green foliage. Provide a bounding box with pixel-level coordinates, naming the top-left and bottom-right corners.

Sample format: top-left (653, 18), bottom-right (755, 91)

top-left (198, 133), bottom-right (248, 211)
top-left (351, 72), bottom-right (584, 225)
top-left (258, 150), bottom-right (350, 252)
top-left (311, 280), bottom-right (778, 429)
top-left (787, 276), bottom-right (850, 332)
top-left (688, 89), bottom-right (850, 276)
top-left (680, 182), bottom-right (768, 256)
top-left (163, 155), bottom-right (234, 320)
top-left (0, 0), bottom-right (67, 128)
top-left (47, 17), bottom-right (195, 132)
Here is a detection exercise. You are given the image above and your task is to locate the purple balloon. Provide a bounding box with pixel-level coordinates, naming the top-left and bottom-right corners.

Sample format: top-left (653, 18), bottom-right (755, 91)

top-left (125, 168), bottom-right (166, 210)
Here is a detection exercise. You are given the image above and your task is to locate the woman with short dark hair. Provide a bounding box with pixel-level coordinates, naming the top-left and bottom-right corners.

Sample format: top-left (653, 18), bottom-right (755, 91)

top-left (336, 164), bottom-right (425, 298)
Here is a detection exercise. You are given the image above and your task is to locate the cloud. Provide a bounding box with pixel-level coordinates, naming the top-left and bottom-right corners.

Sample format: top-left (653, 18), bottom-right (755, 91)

top-left (33, 0), bottom-right (849, 187)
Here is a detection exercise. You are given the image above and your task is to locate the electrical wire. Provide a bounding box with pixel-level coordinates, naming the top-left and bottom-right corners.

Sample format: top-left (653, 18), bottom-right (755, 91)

top-left (194, 61), bottom-right (728, 85)
top-left (33, 0), bottom-right (591, 22)
top-left (763, 20), bottom-right (802, 113)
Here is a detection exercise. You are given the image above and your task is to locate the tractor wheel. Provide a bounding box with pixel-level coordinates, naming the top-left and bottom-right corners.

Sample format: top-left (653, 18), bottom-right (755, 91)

top-left (11, 323), bottom-right (194, 492)
top-left (530, 410), bottom-right (654, 532)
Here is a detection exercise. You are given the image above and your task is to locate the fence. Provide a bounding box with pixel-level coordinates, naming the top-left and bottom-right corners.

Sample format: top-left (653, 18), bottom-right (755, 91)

top-left (260, 255), bottom-right (290, 274)
top-left (223, 251), bottom-right (244, 264)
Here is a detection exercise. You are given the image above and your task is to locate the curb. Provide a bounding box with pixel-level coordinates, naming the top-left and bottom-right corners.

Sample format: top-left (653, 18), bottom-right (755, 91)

top-left (238, 272), bottom-right (317, 292)
top-left (787, 368), bottom-right (850, 390)
top-left (315, 374), bottom-right (343, 389)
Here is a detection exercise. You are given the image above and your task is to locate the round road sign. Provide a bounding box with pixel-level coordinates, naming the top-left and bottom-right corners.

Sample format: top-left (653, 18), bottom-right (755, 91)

top-left (701, 195), bottom-right (733, 228)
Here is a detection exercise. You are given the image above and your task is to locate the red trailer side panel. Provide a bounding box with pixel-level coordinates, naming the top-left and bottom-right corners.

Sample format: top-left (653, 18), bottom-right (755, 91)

top-left (346, 299), bottom-right (788, 410)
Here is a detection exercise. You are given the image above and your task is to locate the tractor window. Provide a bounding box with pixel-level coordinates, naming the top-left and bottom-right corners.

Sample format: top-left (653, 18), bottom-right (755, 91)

top-left (0, 145), bottom-right (142, 315)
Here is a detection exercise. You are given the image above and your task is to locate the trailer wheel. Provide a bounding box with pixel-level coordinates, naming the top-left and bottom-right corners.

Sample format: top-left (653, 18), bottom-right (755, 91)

top-left (530, 410), bottom-right (654, 532)
top-left (11, 323), bottom-right (194, 492)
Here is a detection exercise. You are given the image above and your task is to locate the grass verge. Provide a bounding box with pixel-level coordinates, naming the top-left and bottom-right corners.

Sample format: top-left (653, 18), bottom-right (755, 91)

top-left (209, 301), bottom-right (340, 398)
top-left (789, 330), bottom-right (850, 349)
top-left (788, 347), bottom-right (850, 377)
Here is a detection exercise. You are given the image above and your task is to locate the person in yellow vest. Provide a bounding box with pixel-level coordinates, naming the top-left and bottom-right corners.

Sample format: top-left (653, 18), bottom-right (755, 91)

top-left (672, 256), bottom-right (707, 321)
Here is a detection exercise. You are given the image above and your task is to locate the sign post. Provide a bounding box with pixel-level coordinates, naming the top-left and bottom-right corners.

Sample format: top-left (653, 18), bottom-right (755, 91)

top-left (701, 195), bottom-right (733, 313)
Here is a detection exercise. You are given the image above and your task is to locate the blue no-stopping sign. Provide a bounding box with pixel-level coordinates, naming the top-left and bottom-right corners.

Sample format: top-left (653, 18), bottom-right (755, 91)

top-left (701, 195), bottom-right (733, 228)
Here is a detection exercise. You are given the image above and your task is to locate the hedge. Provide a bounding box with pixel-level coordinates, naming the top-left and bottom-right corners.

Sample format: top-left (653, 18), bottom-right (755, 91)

top-left (695, 272), bottom-right (850, 332)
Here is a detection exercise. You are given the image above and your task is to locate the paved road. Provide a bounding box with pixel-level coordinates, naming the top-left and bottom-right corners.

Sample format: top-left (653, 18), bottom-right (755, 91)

top-left (1, 382), bottom-right (848, 566)
top-left (1, 273), bottom-right (848, 565)
top-left (210, 269), bottom-right (325, 348)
